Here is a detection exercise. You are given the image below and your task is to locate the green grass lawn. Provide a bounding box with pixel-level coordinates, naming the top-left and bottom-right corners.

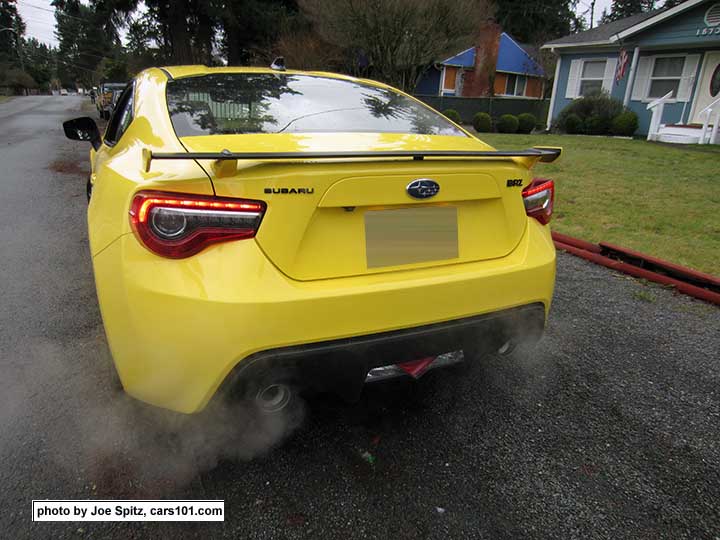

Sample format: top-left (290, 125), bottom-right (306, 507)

top-left (476, 132), bottom-right (720, 275)
top-left (0, 95), bottom-right (13, 104)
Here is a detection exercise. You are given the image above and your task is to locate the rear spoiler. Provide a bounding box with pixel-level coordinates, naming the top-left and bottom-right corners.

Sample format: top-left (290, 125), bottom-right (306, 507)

top-left (142, 146), bottom-right (561, 173)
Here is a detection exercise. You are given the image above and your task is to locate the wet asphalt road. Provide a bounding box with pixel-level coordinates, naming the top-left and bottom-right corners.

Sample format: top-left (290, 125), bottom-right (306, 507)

top-left (1, 96), bottom-right (719, 539)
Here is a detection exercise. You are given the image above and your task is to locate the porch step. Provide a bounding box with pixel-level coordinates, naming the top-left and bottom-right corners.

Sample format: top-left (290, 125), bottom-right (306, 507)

top-left (656, 133), bottom-right (701, 144)
top-left (659, 124), bottom-right (706, 134)
top-left (656, 124), bottom-right (716, 144)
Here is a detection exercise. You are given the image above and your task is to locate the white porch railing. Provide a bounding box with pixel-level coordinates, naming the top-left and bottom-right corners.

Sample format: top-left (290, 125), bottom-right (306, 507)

top-left (699, 95), bottom-right (720, 145)
top-left (646, 91), bottom-right (674, 142)
top-left (647, 92), bottom-right (720, 145)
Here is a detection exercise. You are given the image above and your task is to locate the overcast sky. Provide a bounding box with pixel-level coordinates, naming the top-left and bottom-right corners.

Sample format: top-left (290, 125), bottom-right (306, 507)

top-left (17, 0), bottom-right (614, 48)
top-left (578, 0), bottom-right (614, 28)
top-left (17, 0), bottom-right (59, 46)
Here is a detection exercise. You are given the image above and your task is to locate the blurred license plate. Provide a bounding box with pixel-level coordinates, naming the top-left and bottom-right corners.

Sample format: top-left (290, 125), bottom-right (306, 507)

top-left (365, 206), bottom-right (458, 268)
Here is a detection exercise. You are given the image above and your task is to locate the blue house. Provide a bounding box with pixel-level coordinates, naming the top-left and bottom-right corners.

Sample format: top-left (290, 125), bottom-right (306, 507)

top-left (543, 0), bottom-right (720, 143)
top-left (416, 31), bottom-right (546, 99)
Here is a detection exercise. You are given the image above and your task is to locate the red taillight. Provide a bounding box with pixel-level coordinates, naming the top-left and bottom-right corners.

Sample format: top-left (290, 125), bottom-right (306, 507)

top-left (129, 191), bottom-right (266, 258)
top-left (522, 178), bottom-right (554, 225)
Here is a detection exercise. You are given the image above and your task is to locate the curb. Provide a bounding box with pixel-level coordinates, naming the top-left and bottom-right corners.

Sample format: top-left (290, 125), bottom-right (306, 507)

top-left (552, 233), bottom-right (720, 306)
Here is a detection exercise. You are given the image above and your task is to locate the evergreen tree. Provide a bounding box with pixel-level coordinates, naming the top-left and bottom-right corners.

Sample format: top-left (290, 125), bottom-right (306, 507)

top-left (220, 0), bottom-right (296, 65)
top-left (22, 38), bottom-right (55, 89)
top-left (494, 0), bottom-right (584, 45)
top-left (52, 0), bottom-right (127, 86)
top-left (0, 0), bottom-right (26, 67)
top-left (600, 0), bottom-right (656, 24)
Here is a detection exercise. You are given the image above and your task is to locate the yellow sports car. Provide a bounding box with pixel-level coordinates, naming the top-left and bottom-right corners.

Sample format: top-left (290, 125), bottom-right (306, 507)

top-left (63, 63), bottom-right (558, 416)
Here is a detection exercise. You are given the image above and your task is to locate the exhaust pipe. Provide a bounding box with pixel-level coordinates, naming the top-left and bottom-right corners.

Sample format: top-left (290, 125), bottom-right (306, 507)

top-left (497, 340), bottom-right (516, 356)
top-left (255, 383), bottom-right (293, 414)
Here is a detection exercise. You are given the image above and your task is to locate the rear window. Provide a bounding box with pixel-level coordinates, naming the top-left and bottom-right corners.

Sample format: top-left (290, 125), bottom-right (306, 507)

top-left (166, 73), bottom-right (466, 137)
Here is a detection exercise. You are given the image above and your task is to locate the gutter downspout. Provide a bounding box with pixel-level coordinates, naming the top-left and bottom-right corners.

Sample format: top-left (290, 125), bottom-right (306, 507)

top-left (546, 49), bottom-right (562, 130)
top-left (623, 46), bottom-right (640, 107)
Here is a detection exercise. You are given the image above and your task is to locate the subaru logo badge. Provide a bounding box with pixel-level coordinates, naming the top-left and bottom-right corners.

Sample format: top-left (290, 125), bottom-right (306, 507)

top-left (406, 179), bottom-right (440, 199)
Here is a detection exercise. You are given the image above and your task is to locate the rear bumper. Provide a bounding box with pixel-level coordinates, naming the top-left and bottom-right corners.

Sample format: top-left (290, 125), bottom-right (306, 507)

top-left (93, 219), bottom-right (555, 413)
top-left (216, 303), bottom-right (545, 403)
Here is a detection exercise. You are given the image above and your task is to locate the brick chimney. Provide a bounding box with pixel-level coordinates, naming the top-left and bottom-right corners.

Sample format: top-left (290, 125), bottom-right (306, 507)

top-left (462, 19), bottom-right (502, 97)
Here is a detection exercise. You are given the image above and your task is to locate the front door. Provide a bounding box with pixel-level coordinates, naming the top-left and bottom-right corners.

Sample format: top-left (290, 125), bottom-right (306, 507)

top-left (691, 51), bottom-right (720, 124)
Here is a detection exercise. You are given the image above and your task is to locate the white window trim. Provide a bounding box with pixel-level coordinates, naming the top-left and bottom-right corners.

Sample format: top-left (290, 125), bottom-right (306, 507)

top-left (641, 53), bottom-right (687, 103)
top-left (578, 59), bottom-right (607, 96)
top-left (495, 95), bottom-right (541, 100)
top-left (566, 57), bottom-right (617, 99)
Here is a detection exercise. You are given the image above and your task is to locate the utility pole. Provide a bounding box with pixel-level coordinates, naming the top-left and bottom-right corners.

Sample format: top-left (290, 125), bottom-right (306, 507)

top-left (590, 0), bottom-right (596, 29)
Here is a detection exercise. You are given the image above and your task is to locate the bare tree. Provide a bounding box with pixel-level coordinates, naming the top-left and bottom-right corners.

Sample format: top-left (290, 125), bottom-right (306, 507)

top-left (275, 30), bottom-right (345, 72)
top-left (298, 0), bottom-right (494, 92)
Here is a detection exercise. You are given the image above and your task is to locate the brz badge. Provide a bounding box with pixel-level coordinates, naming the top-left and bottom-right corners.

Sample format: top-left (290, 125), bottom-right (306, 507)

top-left (406, 179), bottom-right (440, 199)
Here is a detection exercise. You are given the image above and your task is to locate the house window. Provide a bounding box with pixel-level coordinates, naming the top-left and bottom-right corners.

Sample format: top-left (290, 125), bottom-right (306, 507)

top-left (648, 57), bottom-right (685, 98)
top-left (711, 64), bottom-right (720, 97)
top-left (505, 74), bottom-right (527, 96)
top-left (579, 60), bottom-right (606, 96)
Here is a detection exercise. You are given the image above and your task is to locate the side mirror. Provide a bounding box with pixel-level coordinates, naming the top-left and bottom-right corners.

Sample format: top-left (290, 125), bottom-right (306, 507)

top-left (63, 117), bottom-right (101, 151)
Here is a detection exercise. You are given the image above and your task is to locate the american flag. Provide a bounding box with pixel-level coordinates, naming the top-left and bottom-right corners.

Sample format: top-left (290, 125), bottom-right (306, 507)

top-left (616, 48), bottom-right (630, 85)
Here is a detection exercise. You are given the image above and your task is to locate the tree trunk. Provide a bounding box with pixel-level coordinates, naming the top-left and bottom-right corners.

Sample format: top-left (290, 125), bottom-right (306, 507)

top-left (168, 0), bottom-right (193, 64)
top-left (225, 23), bottom-right (243, 65)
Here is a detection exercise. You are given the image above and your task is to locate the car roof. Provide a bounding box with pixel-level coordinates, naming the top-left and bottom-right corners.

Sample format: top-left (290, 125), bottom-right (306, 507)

top-left (160, 65), bottom-right (390, 89)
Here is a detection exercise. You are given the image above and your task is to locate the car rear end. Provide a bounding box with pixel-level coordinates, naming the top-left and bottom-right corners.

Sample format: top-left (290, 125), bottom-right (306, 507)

top-left (92, 69), bottom-right (557, 414)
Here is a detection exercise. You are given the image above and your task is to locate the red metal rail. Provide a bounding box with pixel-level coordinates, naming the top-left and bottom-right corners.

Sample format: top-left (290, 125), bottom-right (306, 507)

top-left (552, 233), bottom-right (720, 306)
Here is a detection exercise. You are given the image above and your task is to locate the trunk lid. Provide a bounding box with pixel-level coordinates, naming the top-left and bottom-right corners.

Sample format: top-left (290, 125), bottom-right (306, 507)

top-left (182, 133), bottom-right (531, 281)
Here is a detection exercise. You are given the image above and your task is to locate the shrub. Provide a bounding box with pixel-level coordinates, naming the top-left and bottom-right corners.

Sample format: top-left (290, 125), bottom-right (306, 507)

top-left (1, 68), bottom-right (37, 91)
top-left (517, 113), bottom-right (537, 134)
top-left (556, 92), bottom-right (624, 135)
top-left (564, 113), bottom-right (583, 134)
top-left (443, 109), bottom-right (461, 123)
top-left (610, 111), bottom-right (639, 136)
top-left (497, 114), bottom-right (519, 133)
top-left (584, 114), bottom-right (611, 135)
top-left (472, 112), bottom-right (492, 132)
